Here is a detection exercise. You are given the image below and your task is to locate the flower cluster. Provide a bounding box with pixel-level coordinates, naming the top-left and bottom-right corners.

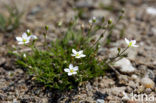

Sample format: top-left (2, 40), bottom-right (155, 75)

top-left (64, 49), bottom-right (86, 76)
top-left (14, 14), bottom-right (139, 90)
top-left (16, 31), bottom-right (86, 76)
top-left (16, 30), bottom-right (139, 77)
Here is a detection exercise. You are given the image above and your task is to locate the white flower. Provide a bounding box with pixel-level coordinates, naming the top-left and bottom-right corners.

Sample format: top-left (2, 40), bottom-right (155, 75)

top-left (16, 33), bottom-right (31, 44)
top-left (71, 49), bottom-right (86, 59)
top-left (125, 38), bottom-right (138, 47)
top-left (64, 64), bottom-right (78, 76)
top-left (30, 35), bottom-right (37, 40)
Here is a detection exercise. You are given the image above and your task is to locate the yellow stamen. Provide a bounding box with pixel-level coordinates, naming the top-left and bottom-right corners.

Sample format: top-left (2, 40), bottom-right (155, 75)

top-left (70, 69), bottom-right (74, 73)
top-left (129, 42), bottom-right (132, 47)
top-left (76, 53), bottom-right (80, 57)
top-left (23, 39), bottom-right (26, 42)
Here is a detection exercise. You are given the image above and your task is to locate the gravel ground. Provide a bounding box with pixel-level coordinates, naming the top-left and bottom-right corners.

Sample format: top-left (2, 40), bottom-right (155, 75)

top-left (0, 0), bottom-right (156, 103)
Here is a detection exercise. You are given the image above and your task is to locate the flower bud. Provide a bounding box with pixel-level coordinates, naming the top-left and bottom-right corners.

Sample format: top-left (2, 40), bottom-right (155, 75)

top-left (26, 29), bottom-right (31, 36)
top-left (92, 16), bottom-right (96, 23)
top-left (117, 48), bottom-right (121, 53)
top-left (108, 19), bottom-right (112, 24)
top-left (45, 25), bottom-right (49, 31)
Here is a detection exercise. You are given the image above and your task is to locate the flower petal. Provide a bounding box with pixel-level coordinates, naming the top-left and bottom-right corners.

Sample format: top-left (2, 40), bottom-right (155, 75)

top-left (78, 50), bottom-right (83, 54)
top-left (30, 35), bottom-right (37, 40)
top-left (74, 66), bottom-right (78, 71)
top-left (27, 36), bottom-right (31, 40)
top-left (132, 40), bottom-right (136, 45)
top-left (69, 64), bottom-right (73, 69)
top-left (125, 38), bottom-right (129, 44)
top-left (68, 73), bottom-right (72, 76)
top-left (22, 33), bottom-right (28, 39)
top-left (75, 56), bottom-right (81, 58)
top-left (80, 54), bottom-right (86, 57)
top-left (133, 45), bottom-right (139, 47)
top-left (25, 41), bottom-right (30, 44)
top-left (16, 37), bottom-right (22, 42)
top-left (72, 49), bottom-right (77, 54)
top-left (64, 68), bottom-right (70, 72)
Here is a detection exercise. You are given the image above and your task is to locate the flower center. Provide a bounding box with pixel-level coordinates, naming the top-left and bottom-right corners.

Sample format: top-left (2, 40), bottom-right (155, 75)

top-left (70, 69), bottom-right (74, 73)
top-left (23, 39), bottom-right (26, 42)
top-left (129, 42), bottom-right (132, 46)
top-left (76, 53), bottom-right (80, 57)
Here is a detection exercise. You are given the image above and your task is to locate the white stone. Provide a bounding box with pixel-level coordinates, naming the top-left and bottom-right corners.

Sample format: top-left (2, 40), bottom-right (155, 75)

top-left (146, 7), bottom-right (156, 15)
top-left (115, 58), bottom-right (136, 73)
top-left (91, 10), bottom-right (110, 18)
top-left (131, 74), bottom-right (138, 80)
top-left (96, 99), bottom-right (105, 103)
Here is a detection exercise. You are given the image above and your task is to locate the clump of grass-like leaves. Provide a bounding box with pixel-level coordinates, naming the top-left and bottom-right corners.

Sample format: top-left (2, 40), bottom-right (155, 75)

top-left (11, 11), bottom-right (138, 91)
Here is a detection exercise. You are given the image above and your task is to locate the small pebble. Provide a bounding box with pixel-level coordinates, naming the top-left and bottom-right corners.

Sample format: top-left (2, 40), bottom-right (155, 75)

top-left (141, 77), bottom-right (155, 89)
top-left (96, 99), bottom-right (105, 103)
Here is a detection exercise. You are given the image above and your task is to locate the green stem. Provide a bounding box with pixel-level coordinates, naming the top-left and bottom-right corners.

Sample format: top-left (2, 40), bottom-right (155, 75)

top-left (91, 24), bottom-right (109, 48)
top-left (107, 46), bottom-right (129, 64)
top-left (44, 30), bottom-right (48, 49)
top-left (88, 24), bottom-right (93, 37)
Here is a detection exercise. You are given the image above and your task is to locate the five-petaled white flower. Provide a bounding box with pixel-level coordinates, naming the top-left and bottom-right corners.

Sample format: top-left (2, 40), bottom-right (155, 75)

top-left (64, 64), bottom-right (78, 76)
top-left (16, 33), bottom-right (31, 44)
top-left (71, 49), bottom-right (86, 59)
top-left (125, 38), bottom-right (139, 47)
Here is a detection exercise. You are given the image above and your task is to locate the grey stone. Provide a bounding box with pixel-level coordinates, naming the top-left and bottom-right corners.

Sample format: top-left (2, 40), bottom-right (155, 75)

top-left (115, 58), bottom-right (136, 74)
top-left (91, 10), bottom-right (110, 18)
top-left (0, 57), bottom-right (5, 65)
top-left (76, 0), bottom-right (93, 8)
top-left (96, 99), bottom-right (105, 103)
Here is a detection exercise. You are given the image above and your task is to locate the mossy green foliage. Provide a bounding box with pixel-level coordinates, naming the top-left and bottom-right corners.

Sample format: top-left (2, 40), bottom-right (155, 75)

top-left (15, 23), bottom-right (109, 90)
